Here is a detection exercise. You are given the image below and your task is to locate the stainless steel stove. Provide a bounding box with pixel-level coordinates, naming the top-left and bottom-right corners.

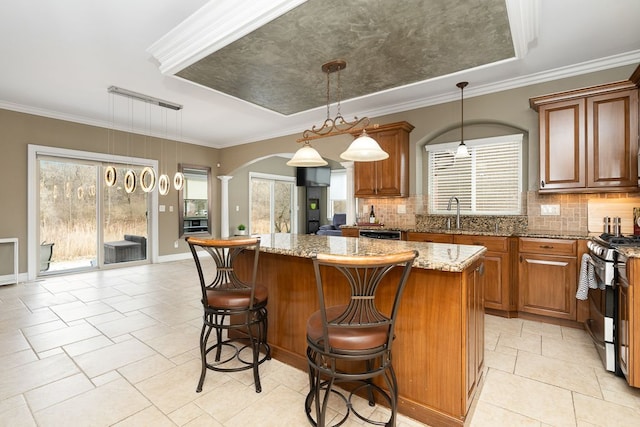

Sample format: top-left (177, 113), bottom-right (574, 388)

top-left (586, 233), bottom-right (639, 374)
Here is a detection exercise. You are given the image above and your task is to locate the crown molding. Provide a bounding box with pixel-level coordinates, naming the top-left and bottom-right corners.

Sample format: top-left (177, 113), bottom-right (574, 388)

top-left (147, 0), bottom-right (307, 75)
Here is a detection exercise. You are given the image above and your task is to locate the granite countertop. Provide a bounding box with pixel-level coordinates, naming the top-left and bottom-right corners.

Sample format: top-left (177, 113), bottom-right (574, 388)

top-left (255, 233), bottom-right (486, 273)
top-left (616, 247), bottom-right (640, 259)
top-left (341, 225), bottom-right (591, 240)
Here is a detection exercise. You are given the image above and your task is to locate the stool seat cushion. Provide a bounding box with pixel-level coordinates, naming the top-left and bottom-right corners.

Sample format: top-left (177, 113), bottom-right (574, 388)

top-left (307, 305), bottom-right (388, 351)
top-left (206, 285), bottom-right (268, 309)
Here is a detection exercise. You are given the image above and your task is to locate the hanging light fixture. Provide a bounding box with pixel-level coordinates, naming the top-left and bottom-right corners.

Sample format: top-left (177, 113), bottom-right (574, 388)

top-left (455, 81), bottom-right (470, 158)
top-left (105, 86), bottom-right (183, 193)
top-left (287, 60), bottom-right (387, 167)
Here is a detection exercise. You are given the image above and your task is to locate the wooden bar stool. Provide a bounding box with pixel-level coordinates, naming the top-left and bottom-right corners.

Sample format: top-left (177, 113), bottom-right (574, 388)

top-left (186, 236), bottom-right (270, 393)
top-left (305, 250), bottom-right (418, 426)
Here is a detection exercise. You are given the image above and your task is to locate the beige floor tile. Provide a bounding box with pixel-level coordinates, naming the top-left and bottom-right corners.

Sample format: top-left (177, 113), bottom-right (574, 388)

top-left (573, 391), bottom-right (640, 427)
top-left (484, 348), bottom-right (516, 373)
top-left (496, 331), bottom-right (541, 354)
top-left (484, 315), bottom-right (523, 336)
top-left (479, 369), bottom-right (576, 426)
top-left (94, 311), bottom-right (159, 338)
top-left (169, 402), bottom-right (210, 425)
top-left (19, 292), bottom-right (78, 311)
top-left (112, 405), bottom-right (176, 427)
top-left (521, 319), bottom-right (563, 338)
top-left (0, 348), bottom-right (38, 373)
top-left (62, 334), bottom-right (114, 357)
top-left (224, 384), bottom-right (311, 426)
top-left (117, 353), bottom-right (176, 384)
top-left (142, 324), bottom-right (201, 359)
top-left (73, 337), bottom-right (156, 378)
top-left (50, 300), bottom-right (114, 322)
top-left (25, 322), bottom-right (101, 353)
top-left (20, 319), bottom-right (67, 337)
top-left (0, 394), bottom-right (37, 427)
top-left (136, 358), bottom-right (227, 414)
top-left (194, 377), bottom-right (266, 423)
top-left (184, 413), bottom-right (224, 427)
top-left (0, 329), bottom-right (30, 357)
top-left (0, 353), bottom-right (80, 401)
top-left (24, 372), bottom-right (94, 412)
top-left (541, 335), bottom-right (603, 369)
top-left (33, 378), bottom-right (151, 427)
top-left (515, 351), bottom-right (602, 398)
top-left (470, 401), bottom-right (541, 426)
top-left (0, 307), bottom-right (59, 331)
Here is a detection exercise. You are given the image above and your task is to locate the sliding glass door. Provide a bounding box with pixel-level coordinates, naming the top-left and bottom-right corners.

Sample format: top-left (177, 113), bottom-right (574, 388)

top-left (249, 173), bottom-right (296, 234)
top-left (38, 156), bottom-right (149, 274)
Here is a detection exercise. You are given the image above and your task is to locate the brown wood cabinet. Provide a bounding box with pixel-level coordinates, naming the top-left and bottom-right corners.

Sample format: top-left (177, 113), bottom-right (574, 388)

top-left (455, 235), bottom-right (514, 315)
top-left (406, 232), bottom-right (453, 243)
top-left (340, 227), bottom-right (359, 237)
top-left (352, 121), bottom-right (414, 197)
top-left (518, 237), bottom-right (578, 320)
top-left (464, 260), bottom-right (485, 409)
top-left (622, 257), bottom-right (640, 387)
top-left (530, 82), bottom-right (639, 193)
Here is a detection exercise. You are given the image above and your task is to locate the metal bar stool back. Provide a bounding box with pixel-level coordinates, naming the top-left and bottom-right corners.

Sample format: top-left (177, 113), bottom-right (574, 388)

top-left (186, 236), bottom-right (270, 393)
top-left (305, 250), bottom-right (418, 427)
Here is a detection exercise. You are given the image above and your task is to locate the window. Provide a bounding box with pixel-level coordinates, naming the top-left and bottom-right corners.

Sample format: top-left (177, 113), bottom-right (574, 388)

top-left (327, 169), bottom-right (346, 219)
top-left (426, 134), bottom-right (523, 215)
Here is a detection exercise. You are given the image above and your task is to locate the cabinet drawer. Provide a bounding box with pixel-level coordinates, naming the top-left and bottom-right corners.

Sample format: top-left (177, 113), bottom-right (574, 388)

top-left (406, 232), bottom-right (453, 243)
top-left (518, 237), bottom-right (576, 256)
top-left (454, 235), bottom-right (508, 252)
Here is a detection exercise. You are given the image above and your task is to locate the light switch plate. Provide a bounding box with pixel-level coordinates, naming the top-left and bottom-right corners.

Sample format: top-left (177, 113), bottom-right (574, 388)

top-left (541, 204), bottom-right (560, 215)
top-left (159, 205), bottom-right (166, 212)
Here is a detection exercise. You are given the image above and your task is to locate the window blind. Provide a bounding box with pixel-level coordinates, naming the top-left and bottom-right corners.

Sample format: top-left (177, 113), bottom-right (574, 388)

top-left (426, 134), bottom-right (523, 215)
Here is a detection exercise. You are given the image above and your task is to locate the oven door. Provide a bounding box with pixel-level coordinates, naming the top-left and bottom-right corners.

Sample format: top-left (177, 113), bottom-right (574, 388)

top-left (585, 252), bottom-right (616, 372)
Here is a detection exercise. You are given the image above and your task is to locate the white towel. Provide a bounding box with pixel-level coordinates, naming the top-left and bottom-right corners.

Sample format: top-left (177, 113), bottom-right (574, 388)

top-left (576, 253), bottom-right (598, 300)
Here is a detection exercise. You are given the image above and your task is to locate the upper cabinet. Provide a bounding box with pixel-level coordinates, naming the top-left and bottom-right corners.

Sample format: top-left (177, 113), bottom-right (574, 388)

top-left (531, 81), bottom-right (639, 193)
top-left (351, 121), bottom-right (414, 197)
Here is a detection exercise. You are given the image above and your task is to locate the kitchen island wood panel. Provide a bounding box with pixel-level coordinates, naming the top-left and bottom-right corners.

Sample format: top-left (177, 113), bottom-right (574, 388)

top-left (236, 234), bottom-right (486, 427)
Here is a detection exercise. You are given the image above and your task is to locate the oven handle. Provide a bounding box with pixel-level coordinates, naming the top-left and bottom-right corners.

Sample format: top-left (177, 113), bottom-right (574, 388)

top-left (585, 318), bottom-right (606, 348)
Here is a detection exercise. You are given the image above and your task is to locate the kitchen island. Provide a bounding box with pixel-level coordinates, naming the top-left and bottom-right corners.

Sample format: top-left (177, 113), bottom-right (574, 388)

top-left (240, 233), bottom-right (486, 427)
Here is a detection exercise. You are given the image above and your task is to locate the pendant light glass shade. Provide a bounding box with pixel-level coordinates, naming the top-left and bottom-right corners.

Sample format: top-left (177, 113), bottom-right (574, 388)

top-left (140, 166), bottom-right (157, 192)
top-left (455, 141), bottom-right (469, 158)
top-left (286, 142), bottom-right (328, 167)
top-left (173, 171), bottom-right (185, 190)
top-left (340, 130), bottom-right (389, 161)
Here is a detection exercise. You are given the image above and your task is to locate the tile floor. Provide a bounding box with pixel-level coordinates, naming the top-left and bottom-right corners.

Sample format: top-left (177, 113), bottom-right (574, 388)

top-left (1, 260), bottom-right (640, 426)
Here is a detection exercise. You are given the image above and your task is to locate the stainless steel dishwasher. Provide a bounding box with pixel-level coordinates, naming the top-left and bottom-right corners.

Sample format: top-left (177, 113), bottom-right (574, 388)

top-left (359, 229), bottom-right (402, 240)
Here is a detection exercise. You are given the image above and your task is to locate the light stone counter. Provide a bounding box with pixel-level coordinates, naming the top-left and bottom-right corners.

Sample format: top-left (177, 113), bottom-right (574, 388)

top-left (616, 247), bottom-right (640, 258)
top-left (255, 233), bottom-right (486, 272)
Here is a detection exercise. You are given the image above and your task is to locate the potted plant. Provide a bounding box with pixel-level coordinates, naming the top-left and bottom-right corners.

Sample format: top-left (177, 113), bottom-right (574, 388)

top-left (237, 224), bottom-right (247, 235)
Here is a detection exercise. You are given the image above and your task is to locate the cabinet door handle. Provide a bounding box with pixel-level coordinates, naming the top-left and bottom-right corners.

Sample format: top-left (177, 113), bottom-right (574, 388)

top-left (473, 242), bottom-right (483, 246)
top-left (520, 255), bottom-right (523, 263)
top-left (541, 180), bottom-right (545, 188)
top-left (539, 245), bottom-right (554, 249)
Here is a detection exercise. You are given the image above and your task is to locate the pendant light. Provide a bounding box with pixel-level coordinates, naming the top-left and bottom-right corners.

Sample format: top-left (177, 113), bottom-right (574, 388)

top-left (455, 81), bottom-right (470, 158)
top-left (287, 60), bottom-right (386, 167)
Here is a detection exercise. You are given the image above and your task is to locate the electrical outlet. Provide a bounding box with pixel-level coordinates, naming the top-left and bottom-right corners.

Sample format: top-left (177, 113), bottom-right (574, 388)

top-left (174, 240), bottom-right (179, 248)
top-left (169, 205), bottom-right (173, 212)
top-left (541, 204), bottom-right (560, 215)
top-left (397, 204), bottom-right (406, 214)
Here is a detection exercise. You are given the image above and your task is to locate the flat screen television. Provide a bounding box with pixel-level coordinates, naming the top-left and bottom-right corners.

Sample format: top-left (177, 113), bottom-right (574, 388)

top-left (296, 167), bottom-right (330, 187)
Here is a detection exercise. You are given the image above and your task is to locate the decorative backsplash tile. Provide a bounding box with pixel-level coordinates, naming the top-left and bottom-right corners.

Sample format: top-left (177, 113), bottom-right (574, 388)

top-left (358, 191), bottom-right (640, 235)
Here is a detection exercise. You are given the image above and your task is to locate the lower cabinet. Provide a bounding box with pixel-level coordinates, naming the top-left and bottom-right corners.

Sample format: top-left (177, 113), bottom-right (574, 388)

top-left (340, 228), bottom-right (359, 237)
top-left (622, 257), bottom-right (640, 387)
top-left (465, 259), bottom-right (485, 408)
top-left (518, 238), bottom-right (578, 320)
top-left (454, 235), bottom-right (514, 315)
top-left (406, 232), bottom-right (453, 243)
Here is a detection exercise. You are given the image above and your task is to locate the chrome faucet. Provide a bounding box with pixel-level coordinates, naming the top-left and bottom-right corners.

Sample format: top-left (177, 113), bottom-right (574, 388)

top-left (447, 196), bottom-right (461, 229)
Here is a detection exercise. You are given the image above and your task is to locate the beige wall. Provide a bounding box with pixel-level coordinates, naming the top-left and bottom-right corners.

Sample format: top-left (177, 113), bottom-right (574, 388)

top-left (0, 109), bottom-right (219, 274)
top-left (1, 64), bottom-right (636, 276)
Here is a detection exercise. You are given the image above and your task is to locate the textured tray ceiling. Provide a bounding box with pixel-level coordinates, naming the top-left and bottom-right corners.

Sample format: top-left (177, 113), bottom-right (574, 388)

top-left (176, 0), bottom-right (514, 115)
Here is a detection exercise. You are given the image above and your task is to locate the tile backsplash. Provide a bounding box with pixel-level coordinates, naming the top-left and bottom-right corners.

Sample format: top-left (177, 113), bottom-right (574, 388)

top-left (359, 191), bottom-right (640, 234)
